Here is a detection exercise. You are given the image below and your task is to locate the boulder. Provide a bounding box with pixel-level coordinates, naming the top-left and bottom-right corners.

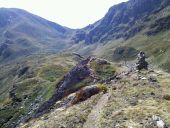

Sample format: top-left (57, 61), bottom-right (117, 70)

top-left (65, 84), bottom-right (106, 106)
top-left (152, 115), bottom-right (168, 128)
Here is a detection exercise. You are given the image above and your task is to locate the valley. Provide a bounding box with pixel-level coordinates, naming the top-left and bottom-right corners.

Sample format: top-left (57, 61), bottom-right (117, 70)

top-left (0, 0), bottom-right (170, 127)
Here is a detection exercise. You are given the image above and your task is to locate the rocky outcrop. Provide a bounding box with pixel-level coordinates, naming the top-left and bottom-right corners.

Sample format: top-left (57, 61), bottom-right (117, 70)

top-left (150, 115), bottom-right (168, 128)
top-left (18, 58), bottom-right (170, 128)
top-left (147, 15), bottom-right (170, 36)
top-left (64, 84), bottom-right (107, 107)
top-left (34, 58), bottom-right (91, 117)
top-left (33, 57), bottom-right (114, 118)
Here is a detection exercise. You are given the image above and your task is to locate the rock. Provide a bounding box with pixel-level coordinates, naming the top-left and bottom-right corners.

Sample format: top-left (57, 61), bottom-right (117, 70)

top-left (96, 58), bottom-right (110, 65)
top-left (150, 92), bottom-right (155, 96)
top-left (148, 76), bottom-right (158, 83)
top-left (135, 51), bottom-right (148, 70)
top-left (18, 66), bottom-right (29, 77)
top-left (130, 99), bottom-right (138, 106)
top-left (152, 115), bottom-right (168, 128)
top-left (163, 94), bottom-right (170, 101)
top-left (72, 52), bottom-right (85, 59)
top-left (66, 84), bottom-right (106, 106)
top-left (141, 77), bottom-right (147, 80)
top-left (157, 120), bottom-right (166, 128)
top-left (34, 57), bottom-right (93, 117)
top-left (33, 57), bottom-right (114, 118)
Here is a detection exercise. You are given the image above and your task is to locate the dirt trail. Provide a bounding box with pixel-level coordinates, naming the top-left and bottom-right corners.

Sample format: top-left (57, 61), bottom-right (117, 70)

top-left (83, 92), bottom-right (110, 128)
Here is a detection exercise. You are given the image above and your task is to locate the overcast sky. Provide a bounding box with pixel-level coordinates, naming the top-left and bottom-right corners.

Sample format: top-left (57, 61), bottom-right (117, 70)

top-left (0, 0), bottom-right (128, 28)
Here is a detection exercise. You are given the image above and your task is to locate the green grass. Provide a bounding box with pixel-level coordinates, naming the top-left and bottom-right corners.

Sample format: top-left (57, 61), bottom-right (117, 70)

top-left (96, 83), bottom-right (108, 93)
top-left (0, 107), bottom-right (18, 127)
top-left (73, 77), bottom-right (93, 90)
top-left (0, 53), bottom-right (77, 128)
top-left (90, 60), bottom-right (116, 80)
top-left (38, 65), bottom-right (70, 82)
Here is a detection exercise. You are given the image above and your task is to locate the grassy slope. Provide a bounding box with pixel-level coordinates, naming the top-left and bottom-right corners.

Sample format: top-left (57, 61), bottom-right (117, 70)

top-left (0, 46), bottom-right (170, 128)
top-left (0, 53), bottom-right (76, 128)
top-left (67, 30), bottom-right (170, 73)
top-left (1, 2), bottom-right (170, 128)
top-left (0, 8), bottom-right (74, 63)
top-left (20, 68), bottom-right (170, 128)
top-left (0, 53), bottom-right (119, 128)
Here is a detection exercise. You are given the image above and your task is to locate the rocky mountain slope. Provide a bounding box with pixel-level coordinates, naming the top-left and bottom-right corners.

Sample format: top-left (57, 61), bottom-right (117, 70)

top-left (72, 0), bottom-right (170, 44)
top-left (1, 0), bottom-right (170, 72)
top-left (0, 54), bottom-right (75, 128)
top-left (1, 0), bottom-right (170, 128)
top-left (0, 54), bottom-right (116, 128)
top-left (66, 0), bottom-right (170, 73)
top-left (0, 8), bottom-right (74, 62)
top-left (0, 52), bottom-right (169, 128)
top-left (19, 57), bottom-right (170, 128)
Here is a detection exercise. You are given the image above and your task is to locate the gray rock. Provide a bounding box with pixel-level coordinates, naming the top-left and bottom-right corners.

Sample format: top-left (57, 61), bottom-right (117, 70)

top-left (152, 115), bottom-right (168, 128)
top-left (135, 51), bottom-right (148, 70)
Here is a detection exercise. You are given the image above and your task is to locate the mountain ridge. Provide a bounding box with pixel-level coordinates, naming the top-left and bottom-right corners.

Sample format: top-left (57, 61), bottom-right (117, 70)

top-left (1, 0), bottom-right (170, 127)
top-left (72, 0), bottom-right (170, 44)
top-left (0, 8), bottom-right (75, 63)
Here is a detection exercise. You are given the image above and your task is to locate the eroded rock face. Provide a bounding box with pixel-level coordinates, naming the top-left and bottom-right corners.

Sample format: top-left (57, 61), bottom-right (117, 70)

top-left (72, 0), bottom-right (170, 44)
top-left (33, 57), bottom-right (113, 118)
top-left (34, 58), bottom-right (91, 117)
top-left (57, 58), bottom-right (92, 94)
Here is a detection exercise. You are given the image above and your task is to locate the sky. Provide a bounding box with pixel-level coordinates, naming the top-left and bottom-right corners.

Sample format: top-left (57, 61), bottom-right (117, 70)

top-left (0, 0), bottom-right (128, 28)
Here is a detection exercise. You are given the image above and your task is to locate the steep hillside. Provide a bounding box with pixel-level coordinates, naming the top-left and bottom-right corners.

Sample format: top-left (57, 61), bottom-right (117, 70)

top-left (0, 53), bottom-right (76, 128)
top-left (72, 0), bottom-right (170, 44)
top-left (1, 0), bottom-right (170, 71)
top-left (21, 65), bottom-right (170, 128)
top-left (0, 54), bottom-right (117, 128)
top-left (0, 8), bottom-right (74, 62)
top-left (1, 53), bottom-right (169, 128)
top-left (69, 0), bottom-right (170, 72)
top-left (1, 0), bottom-right (170, 128)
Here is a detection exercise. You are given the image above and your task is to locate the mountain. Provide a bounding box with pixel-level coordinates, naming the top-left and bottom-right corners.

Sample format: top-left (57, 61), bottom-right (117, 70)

top-left (70, 0), bottom-right (170, 73)
top-left (20, 60), bottom-right (170, 128)
top-left (1, 0), bottom-right (170, 128)
top-left (72, 0), bottom-right (170, 44)
top-left (0, 8), bottom-right (74, 62)
top-left (1, 0), bottom-right (170, 71)
top-left (1, 53), bottom-right (170, 128)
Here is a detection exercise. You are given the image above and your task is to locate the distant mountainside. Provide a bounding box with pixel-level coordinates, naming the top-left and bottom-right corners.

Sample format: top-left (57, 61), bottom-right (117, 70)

top-left (72, 0), bottom-right (170, 44)
top-left (1, 0), bottom-right (170, 128)
top-left (0, 8), bottom-right (74, 62)
top-left (1, 0), bottom-right (170, 71)
top-left (70, 0), bottom-right (170, 72)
